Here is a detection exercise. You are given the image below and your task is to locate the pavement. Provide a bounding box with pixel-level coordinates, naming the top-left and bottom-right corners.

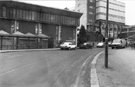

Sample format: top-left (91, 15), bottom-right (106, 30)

top-left (0, 48), bottom-right (60, 53)
top-left (91, 47), bottom-right (135, 87)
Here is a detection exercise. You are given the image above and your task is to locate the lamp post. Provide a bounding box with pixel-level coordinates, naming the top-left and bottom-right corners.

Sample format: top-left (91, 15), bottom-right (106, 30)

top-left (105, 0), bottom-right (109, 68)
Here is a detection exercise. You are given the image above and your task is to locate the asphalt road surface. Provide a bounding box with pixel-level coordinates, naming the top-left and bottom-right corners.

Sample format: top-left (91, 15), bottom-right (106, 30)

top-left (0, 48), bottom-right (103, 87)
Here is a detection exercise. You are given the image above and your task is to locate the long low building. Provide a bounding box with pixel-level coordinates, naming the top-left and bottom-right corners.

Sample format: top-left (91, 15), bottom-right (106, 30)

top-left (0, 1), bottom-right (82, 49)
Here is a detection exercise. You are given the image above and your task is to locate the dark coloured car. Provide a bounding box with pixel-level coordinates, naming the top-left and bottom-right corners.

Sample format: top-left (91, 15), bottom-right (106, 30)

top-left (79, 42), bottom-right (93, 49)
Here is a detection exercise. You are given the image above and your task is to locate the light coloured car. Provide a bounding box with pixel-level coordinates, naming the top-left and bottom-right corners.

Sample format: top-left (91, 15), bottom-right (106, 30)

top-left (111, 39), bottom-right (126, 49)
top-left (60, 42), bottom-right (77, 50)
top-left (96, 42), bottom-right (104, 48)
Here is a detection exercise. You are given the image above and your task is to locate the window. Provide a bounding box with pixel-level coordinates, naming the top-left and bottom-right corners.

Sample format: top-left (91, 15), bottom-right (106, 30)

top-left (11, 21), bottom-right (19, 33)
top-left (43, 13), bottom-right (46, 21)
top-left (34, 12), bottom-right (38, 21)
top-left (89, 0), bottom-right (94, 2)
top-left (35, 23), bottom-right (42, 34)
top-left (39, 23), bottom-right (42, 34)
top-left (22, 10), bottom-right (26, 19)
top-left (89, 20), bottom-right (93, 22)
top-left (9, 8), bottom-right (13, 18)
top-left (28, 11), bottom-right (32, 20)
top-left (16, 9), bottom-right (20, 19)
top-left (2, 7), bottom-right (6, 17)
top-left (37, 12), bottom-right (40, 21)
top-left (13, 9), bottom-right (16, 18)
top-left (89, 12), bottom-right (93, 15)
top-left (25, 11), bottom-right (29, 20)
top-left (40, 13), bottom-right (43, 21)
top-left (77, 4), bottom-right (80, 7)
top-left (46, 14), bottom-right (50, 22)
top-left (32, 11), bottom-right (35, 20)
top-left (89, 6), bottom-right (94, 9)
top-left (50, 14), bottom-right (55, 23)
top-left (20, 10), bottom-right (23, 19)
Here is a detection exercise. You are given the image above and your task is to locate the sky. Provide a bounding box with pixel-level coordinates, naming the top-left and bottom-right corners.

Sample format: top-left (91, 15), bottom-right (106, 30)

top-left (17, 0), bottom-right (135, 26)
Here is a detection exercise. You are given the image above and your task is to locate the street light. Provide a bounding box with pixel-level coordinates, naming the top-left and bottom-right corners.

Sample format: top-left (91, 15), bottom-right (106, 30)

top-left (105, 0), bottom-right (109, 68)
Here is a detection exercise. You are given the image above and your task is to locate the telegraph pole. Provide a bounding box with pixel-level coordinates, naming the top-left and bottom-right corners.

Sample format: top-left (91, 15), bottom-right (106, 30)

top-left (105, 0), bottom-right (109, 68)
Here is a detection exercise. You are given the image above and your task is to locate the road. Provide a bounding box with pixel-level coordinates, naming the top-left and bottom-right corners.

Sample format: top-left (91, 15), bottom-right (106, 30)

top-left (0, 48), bottom-right (103, 87)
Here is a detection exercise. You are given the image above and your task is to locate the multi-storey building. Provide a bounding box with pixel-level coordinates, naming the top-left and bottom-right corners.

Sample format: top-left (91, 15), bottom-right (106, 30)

top-left (75, 0), bottom-right (125, 41)
top-left (75, 0), bottom-right (96, 32)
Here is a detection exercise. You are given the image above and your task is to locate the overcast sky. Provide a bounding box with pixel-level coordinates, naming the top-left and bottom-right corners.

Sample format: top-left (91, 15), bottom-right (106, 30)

top-left (18, 0), bottom-right (135, 26)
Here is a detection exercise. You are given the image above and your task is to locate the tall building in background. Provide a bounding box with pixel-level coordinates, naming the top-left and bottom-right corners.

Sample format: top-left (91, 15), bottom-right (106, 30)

top-left (75, 0), bottom-right (125, 41)
top-left (75, 0), bottom-right (96, 32)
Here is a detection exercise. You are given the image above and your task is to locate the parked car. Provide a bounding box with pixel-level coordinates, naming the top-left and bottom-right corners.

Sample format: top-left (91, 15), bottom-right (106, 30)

top-left (111, 39), bottom-right (126, 49)
top-left (96, 42), bottom-right (104, 48)
top-left (79, 42), bottom-right (93, 49)
top-left (108, 42), bottom-right (112, 47)
top-left (60, 42), bottom-right (77, 50)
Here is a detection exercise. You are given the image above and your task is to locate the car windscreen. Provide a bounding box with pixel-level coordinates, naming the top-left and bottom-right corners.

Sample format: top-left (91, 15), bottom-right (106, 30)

top-left (113, 39), bottom-right (121, 43)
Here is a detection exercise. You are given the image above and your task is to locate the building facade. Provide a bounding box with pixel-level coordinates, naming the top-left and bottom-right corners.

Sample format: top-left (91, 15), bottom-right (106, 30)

top-left (75, 0), bottom-right (125, 41)
top-left (75, 0), bottom-right (96, 32)
top-left (0, 1), bottom-right (82, 48)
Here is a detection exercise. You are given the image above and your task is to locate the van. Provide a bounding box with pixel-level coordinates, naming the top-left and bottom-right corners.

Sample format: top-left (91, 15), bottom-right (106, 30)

top-left (111, 39), bottom-right (126, 49)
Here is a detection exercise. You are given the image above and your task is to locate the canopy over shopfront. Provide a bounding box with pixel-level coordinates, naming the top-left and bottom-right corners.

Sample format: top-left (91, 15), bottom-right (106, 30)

top-left (37, 33), bottom-right (50, 38)
top-left (12, 31), bottom-right (25, 37)
top-left (0, 30), bottom-right (10, 36)
top-left (0, 31), bottom-right (50, 50)
top-left (25, 32), bottom-right (36, 37)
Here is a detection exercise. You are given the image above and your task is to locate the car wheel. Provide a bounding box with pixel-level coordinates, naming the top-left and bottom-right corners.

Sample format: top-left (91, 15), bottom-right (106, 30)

top-left (68, 48), bottom-right (71, 50)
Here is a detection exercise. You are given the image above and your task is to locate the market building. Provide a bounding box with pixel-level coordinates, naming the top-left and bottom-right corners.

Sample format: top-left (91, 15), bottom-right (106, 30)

top-left (75, 0), bottom-right (125, 42)
top-left (0, 1), bottom-right (82, 50)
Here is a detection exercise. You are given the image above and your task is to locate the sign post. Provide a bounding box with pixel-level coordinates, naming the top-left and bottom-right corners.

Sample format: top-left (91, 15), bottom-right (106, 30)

top-left (105, 0), bottom-right (109, 68)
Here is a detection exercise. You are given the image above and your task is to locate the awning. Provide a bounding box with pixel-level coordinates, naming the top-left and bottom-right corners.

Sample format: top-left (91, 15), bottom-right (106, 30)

top-left (25, 32), bottom-right (36, 37)
top-left (0, 30), bottom-right (10, 36)
top-left (37, 33), bottom-right (50, 38)
top-left (12, 31), bottom-right (25, 37)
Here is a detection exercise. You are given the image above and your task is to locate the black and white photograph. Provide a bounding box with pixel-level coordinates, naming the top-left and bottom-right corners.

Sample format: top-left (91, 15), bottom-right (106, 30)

top-left (0, 0), bottom-right (135, 87)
